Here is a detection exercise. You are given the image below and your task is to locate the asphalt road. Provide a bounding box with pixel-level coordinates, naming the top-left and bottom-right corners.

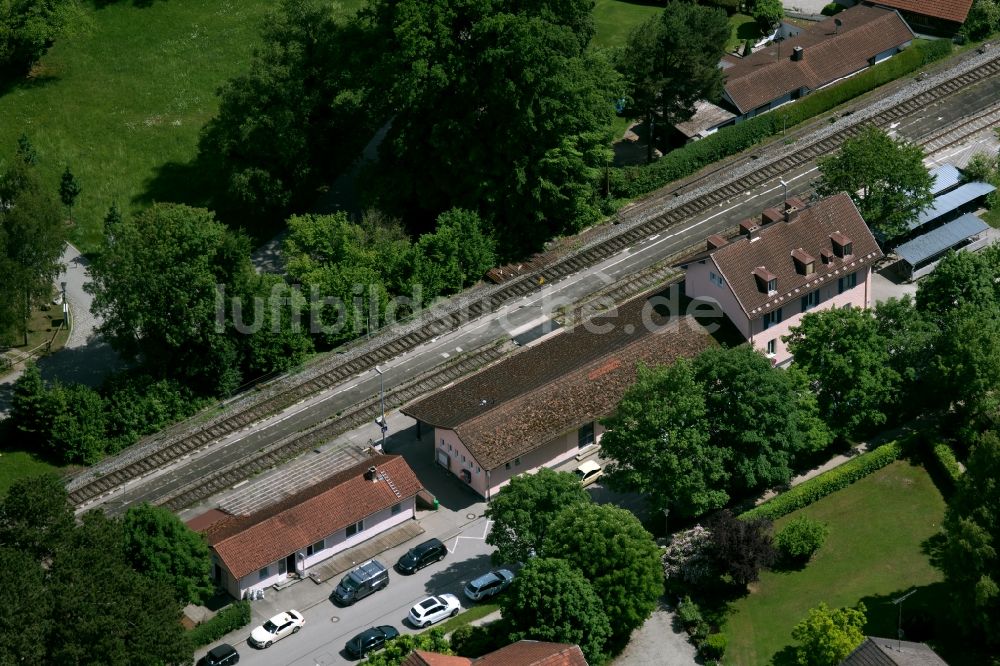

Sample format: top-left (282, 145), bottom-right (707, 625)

top-left (199, 518), bottom-right (496, 666)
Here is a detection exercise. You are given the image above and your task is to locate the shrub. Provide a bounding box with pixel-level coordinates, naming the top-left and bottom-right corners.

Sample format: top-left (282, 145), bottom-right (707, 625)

top-left (701, 0), bottom-right (740, 13)
top-left (662, 525), bottom-right (714, 585)
top-left (931, 442), bottom-right (963, 485)
top-left (821, 3), bottom-right (845, 16)
top-left (449, 623), bottom-right (506, 658)
top-left (676, 595), bottom-right (704, 630)
top-left (187, 601), bottom-right (251, 648)
top-left (775, 516), bottom-right (829, 562)
top-left (740, 442), bottom-right (903, 522)
top-left (700, 632), bottom-right (728, 660)
top-left (609, 40), bottom-right (951, 200)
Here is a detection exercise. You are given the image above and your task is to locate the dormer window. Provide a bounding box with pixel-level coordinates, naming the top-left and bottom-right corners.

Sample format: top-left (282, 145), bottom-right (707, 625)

top-left (791, 248), bottom-right (815, 275)
top-left (820, 249), bottom-right (834, 264)
top-left (753, 267), bottom-right (777, 294)
top-left (831, 232), bottom-right (853, 258)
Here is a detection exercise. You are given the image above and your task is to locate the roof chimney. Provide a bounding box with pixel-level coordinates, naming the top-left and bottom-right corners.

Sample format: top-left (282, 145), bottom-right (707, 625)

top-left (762, 207), bottom-right (783, 226)
top-left (707, 234), bottom-right (729, 251)
top-left (740, 219), bottom-right (761, 241)
top-left (792, 46), bottom-right (804, 61)
top-left (365, 466), bottom-right (378, 482)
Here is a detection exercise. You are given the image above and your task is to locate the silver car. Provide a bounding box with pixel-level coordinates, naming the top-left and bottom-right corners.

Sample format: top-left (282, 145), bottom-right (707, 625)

top-left (464, 569), bottom-right (515, 601)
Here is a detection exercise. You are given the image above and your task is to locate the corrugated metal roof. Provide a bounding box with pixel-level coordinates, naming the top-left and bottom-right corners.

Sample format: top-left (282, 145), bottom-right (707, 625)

top-left (896, 213), bottom-right (989, 266)
top-left (910, 181), bottom-right (995, 230)
top-left (929, 164), bottom-right (961, 196)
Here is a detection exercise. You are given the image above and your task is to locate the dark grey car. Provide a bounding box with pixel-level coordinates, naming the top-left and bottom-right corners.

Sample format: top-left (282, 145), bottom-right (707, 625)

top-left (394, 538), bottom-right (447, 574)
top-left (345, 625), bottom-right (399, 659)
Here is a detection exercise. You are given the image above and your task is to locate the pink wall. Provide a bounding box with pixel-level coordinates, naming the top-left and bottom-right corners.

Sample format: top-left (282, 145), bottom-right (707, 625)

top-left (226, 496), bottom-right (416, 599)
top-left (685, 258), bottom-right (751, 338)
top-left (686, 257), bottom-right (871, 365)
top-left (750, 266), bottom-right (872, 365)
top-left (435, 423), bottom-right (604, 499)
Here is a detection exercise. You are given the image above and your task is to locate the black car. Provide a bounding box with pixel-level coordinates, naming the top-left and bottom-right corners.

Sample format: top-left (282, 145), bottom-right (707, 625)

top-left (394, 538), bottom-right (447, 574)
top-left (345, 625), bottom-right (399, 659)
top-left (202, 643), bottom-right (239, 666)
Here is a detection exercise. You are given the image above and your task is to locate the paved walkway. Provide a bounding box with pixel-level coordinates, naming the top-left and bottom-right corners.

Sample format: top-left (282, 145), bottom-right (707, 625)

top-left (0, 243), bottom-right (123, 417)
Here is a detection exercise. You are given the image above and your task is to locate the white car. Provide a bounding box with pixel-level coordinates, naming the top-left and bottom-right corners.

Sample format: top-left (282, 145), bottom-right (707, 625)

top-left (249, 609), bottom-right (304, 648)
top-left (407, 594), bottom-right (461, 628)
top-left (574, 460), bottom-right (603, 486)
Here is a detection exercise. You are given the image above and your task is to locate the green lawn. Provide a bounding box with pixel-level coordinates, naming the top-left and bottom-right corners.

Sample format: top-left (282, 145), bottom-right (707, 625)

top-left (722, 460), bottom-right (946, 666)
top-left (0, 0), bottom-right (361, 253)
top-left (727, 13), bottom-right (760, 53)
top-left (0, 449), bottom-right (62, 498)
top-left (592, 0), bottom-right (662, 49)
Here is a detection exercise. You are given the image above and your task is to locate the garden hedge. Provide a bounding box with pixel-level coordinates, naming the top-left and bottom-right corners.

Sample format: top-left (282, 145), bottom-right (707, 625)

top-left (740, 441), bottom-right (903, 522)
top-left (188, 601), bottom-right (252, 649)
top-left (609, 40), bottom-right (953, 200)
top-left (931, 442), bottom-right (963, 485)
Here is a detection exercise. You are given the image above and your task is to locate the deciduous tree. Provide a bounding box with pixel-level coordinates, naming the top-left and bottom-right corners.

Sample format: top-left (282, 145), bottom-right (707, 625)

top-left (362, 629), bottom-right (452, 666)
top-left (617, 2), bottom-right (729, 162)
top-left (543, 503), bottom-right (662, 651)
top-left (916, 245), bottom-right (1000, 315)
top-left (752, 0), bottom-right (784, 31)
top-left (0, 547), bottom-right (50, 664)
top-left (500, 557), bottom-right (612, 665)
top-left (817, 126), bottom-right (933, 241)
top-left (785, 307), bottom-right (900, 439)
top-left (87, 203), bottom-right (253, 395)
top-left (775, 516), bottom-right (829, 564)
top-left (412, 208), bottom-right (496, 300)
top-left (600, 361), bottom-right (728, 518)
top-left (121, 503), bottom-right (214, 605)
top-left (0, 473), bottom-right (74, 561)
top-left (707, 510), bottom-right (776, 587)
top-left (791, 602), bottom-right (867, 666)
top-left (933, 431), bottom-right (1000, 646)
top-left (0, 0), bottom-right (87, 74)
top-left (485, 467), bottom-right (590, 565)
top-left (933, 305), bottom-right (1000, 434)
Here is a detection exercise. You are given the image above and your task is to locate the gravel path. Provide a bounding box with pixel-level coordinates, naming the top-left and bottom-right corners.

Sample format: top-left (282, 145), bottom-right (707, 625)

top-left (613, 600), bottom-right (698, 666)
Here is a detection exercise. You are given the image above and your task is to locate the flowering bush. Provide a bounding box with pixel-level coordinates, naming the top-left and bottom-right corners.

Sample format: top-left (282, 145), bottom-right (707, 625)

top-left (662, 525), bottom-right (713, 584)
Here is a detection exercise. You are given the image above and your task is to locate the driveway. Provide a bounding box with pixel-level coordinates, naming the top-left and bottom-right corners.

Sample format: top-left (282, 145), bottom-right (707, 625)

top-left (613, 599), bottom-right (698, 666)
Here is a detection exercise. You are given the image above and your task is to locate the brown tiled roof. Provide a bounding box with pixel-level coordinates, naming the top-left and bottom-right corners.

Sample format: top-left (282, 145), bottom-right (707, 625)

top-left (474, 641), bottom-right (588, 666)
top-left (706, 193), bottom-right (883, 319)
top-left (201, 455), bottom-right (422, 579)
top-left (401, 652), bottom-right (472, 666)
top-left (402, 297), bottom-right (715, 470)
top-left (841, 636), bottom-right (949, 665)
top-left (184, 508), bottom-right (231, 533)
top-left (868, 0), bottom-right (972, 23)
top-left (723, 5), bottom-right (914, 113)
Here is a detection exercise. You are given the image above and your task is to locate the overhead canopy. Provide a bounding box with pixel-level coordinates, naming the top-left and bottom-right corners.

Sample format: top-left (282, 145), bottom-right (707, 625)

top-left (896, 213), bottom-right (989, 267)
top-left (910, 181), bottom-right (995, 231)
top-left (929, 164), bottom-right (961, 196)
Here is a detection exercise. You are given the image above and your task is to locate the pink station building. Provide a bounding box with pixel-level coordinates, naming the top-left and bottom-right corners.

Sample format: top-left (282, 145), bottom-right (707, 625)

top-left (682, 192), bottom-right (883, 366)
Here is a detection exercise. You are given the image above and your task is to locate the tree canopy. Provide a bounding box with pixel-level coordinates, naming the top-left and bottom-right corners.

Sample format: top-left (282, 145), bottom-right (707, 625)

top-left (500, 557), bottom-right (613, 665)
top-left (616, 1), bottom-right (729, 160)
top-left (791, 602), bottom-right (867, 666)
top-left (0, 0), bottom-right (86, 74)
top-left (361, 629), bottom-right (452, 666)
top-left (87, 203), bottom-right (253, 395)
top-left (543, 503), bottom-right (662, 651)
top-left (485, 467), bottom-right (590, 565)
top-left (817, 126), bottom-right (933, 241)
top-left (916, 245), bottom-right (1000, 316)
top-left (363, 0), bottom-right (619, 256)
top-left (121, 503), bottom-right (214, 605)
top-left (933, 430), bottom-right (1000, 645)
top-left (0, 153), bottom-right (65, 344)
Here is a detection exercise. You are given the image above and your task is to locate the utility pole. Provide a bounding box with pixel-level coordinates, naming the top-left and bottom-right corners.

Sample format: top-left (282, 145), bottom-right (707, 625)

top-left (374, 365), bottom-right (387, 450)
top-left (892, 589), bottom-right (917, 651)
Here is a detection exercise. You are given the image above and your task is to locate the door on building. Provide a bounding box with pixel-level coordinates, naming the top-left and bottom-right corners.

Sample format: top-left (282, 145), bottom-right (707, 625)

top-left (284, 554), bottom-right (295, 577)
top-left (436, 449), bottom-right (450, 469)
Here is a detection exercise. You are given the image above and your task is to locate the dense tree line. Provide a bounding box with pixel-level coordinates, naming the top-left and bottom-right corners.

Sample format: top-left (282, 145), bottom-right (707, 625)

top-left (0, 475), bottom-right (210, 664)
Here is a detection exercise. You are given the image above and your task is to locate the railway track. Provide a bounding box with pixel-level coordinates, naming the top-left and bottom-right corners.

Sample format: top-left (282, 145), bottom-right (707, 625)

top-left (68, 53), bottom-right (1000, 510)
top-left (80, 341), bottom-right (509, 512)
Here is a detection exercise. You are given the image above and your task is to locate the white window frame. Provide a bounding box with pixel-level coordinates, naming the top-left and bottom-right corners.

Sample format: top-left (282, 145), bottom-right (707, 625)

top-left (766, 339), bottom-right (776, 357)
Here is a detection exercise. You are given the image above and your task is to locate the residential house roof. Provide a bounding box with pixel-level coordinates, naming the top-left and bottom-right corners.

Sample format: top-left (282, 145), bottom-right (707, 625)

top-left (723, 5), bottom-right (914, 114)
top-left (675, 100), bottom-right (736, 139)
top-left (840, 636), bottom-right (949, 665)
top-left (681, 192), bottom-right (883, 319)
top-left (401, 642), bottom-right (588, 666)
top-left (896, 212), bottom-right (989, 266)
top-left (867, 0), bottom-right (973, 24)
top-left (199, 455), bottom-right (422, 580)
top-left (402, 297), bottom-right (715, 470)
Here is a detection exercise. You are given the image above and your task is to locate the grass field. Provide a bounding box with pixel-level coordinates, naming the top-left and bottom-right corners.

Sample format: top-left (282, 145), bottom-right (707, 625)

top-left (0, 449), bottom-right (62, 498)
top-left (592, 0), bottom-right (662, 48)
top-left (0, 0), bottom-right (360, 253)
top-left (722, 460), bottom-right (946, 666)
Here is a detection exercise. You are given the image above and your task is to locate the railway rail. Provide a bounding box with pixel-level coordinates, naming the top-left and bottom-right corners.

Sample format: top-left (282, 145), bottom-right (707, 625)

top-left (69, 54), bottom-right (1000, 510)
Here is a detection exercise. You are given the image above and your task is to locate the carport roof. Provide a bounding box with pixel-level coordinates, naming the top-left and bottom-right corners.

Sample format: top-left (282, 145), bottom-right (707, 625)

top-left (896, 213), bottom-right (989, 267)
top-left (911, 181), bottom-right (995, 231)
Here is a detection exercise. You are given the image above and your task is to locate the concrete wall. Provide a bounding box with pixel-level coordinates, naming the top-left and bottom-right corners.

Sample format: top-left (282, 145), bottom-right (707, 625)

top-left (749, 266), bottom-right (871, 364)
top-left (225, 496), bottom-right (416, 599)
